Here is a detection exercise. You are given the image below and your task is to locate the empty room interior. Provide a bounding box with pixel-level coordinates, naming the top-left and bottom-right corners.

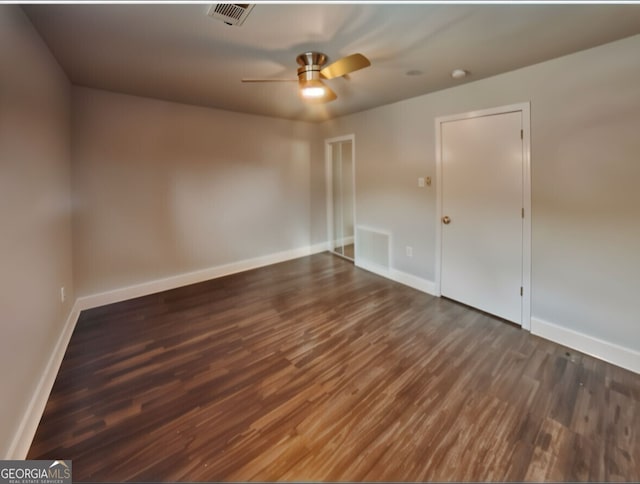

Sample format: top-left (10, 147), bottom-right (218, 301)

top-left (1, 2), bottom-right (640, 482)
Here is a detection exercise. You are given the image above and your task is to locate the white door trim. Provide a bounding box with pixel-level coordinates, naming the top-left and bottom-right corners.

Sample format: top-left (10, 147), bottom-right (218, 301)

top-left (434, 103), bottom-right (531, 331)
top-left (325, 134), bottom-right (357, 261)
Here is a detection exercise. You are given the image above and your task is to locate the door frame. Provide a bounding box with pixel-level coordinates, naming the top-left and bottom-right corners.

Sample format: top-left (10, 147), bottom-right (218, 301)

top-left (325, 134), bottom-right (357, 261)
top-left (434, 103), bottom-right (531, 330)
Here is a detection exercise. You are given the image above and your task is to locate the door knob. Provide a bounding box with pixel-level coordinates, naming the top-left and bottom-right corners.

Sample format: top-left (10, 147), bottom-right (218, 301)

top-left (442, 216), bottom-right (451, 225)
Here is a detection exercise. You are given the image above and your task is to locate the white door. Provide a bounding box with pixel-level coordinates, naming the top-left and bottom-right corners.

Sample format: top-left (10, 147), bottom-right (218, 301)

top-left (440, 111), bottom-right (524, 324)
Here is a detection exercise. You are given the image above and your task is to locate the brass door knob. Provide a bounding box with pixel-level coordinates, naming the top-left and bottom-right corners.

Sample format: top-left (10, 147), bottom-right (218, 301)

top-left (442, 216), bottom-right (451, 225)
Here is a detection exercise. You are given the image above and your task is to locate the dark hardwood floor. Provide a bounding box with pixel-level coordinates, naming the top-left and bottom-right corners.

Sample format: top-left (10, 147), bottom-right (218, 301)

top-left (29, 253), bottom-right (639, 481)
top-left (343, 243), bottom-right (354, 260)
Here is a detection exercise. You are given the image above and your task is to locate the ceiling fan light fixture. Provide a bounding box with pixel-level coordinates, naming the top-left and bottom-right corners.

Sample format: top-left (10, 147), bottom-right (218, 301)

top-left (242, 50), bottom-right (367, 104)
top-left (451, 68), bottom-right (468, 79)
top-left (301, 86), bottom-right (326, 99)
top-left (298, 78), bottom-right (335, 102)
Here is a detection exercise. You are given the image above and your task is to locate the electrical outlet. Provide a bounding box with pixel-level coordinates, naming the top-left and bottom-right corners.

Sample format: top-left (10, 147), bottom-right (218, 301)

top-left (60, 286), bottom-right (65, 303)
top-left (406, 246), bottom-right (413, 257)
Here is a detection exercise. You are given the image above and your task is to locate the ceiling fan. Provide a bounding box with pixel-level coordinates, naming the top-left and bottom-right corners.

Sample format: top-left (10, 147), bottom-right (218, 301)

top-left (242, 51), bottom-right (371, 103)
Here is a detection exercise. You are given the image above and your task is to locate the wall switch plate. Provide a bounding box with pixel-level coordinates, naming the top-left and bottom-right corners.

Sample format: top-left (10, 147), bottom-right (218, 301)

top-left (406, 246), bottom-right (413, 257)
top-left (60, 286), bottom-right (65, 303)
top-left (418, 177), bottom-right (425, 187)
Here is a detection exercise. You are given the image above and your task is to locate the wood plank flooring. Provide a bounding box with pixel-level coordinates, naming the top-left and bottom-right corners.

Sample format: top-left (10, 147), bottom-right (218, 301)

top-left (28, 253), bottom-right (640, 481)
top-left (343, 244), bottom-right (354, 260)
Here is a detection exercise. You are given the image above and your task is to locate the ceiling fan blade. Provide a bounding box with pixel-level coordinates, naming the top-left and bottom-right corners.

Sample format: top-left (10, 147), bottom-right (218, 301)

top-left (320, 53), bottom-right (371, 80)
top-left (241, 79), bottom-right (297, 83)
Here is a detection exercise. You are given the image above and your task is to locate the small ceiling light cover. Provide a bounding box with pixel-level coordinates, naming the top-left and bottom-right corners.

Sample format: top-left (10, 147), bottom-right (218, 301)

top-left (298, 79), bottom-right (336, 102)
top-left (301, 86), bottom-right (326, 98)
top-left (451, 69), bottom-right (468, 79)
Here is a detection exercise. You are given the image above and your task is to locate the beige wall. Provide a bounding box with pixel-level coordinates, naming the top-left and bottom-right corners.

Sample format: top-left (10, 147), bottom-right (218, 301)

top-left (320, 34), bottom-right (640, 351)
top-left (72, 87), bottom-right (319, 297)
top-left (0, 5), bottom-right (73, 455)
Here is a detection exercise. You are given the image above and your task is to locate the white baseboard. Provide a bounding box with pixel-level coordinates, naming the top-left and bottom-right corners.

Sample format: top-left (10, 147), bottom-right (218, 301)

top-left (355, 261), bottom-right (436, 296)
top-left (77, 243), bottom-right (329, 311)
top-left (531, 317), bottom-right (640, 374)
top-left (5, 302), bottom-right (82, 459)
top-left (390, 268), bottom-right (437, 295)
top-left (309, 241), bottom-right (330, 254)
top-left (355, 260), bottom-right (391, 279)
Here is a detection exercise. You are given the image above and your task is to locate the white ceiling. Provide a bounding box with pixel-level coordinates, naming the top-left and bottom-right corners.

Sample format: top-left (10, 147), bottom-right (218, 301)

top-left (23, 3), bottom-right (640, 122)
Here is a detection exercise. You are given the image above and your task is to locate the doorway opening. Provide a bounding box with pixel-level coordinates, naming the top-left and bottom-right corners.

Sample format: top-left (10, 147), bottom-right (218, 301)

top-left (325, 135), bottom-right (356, 262)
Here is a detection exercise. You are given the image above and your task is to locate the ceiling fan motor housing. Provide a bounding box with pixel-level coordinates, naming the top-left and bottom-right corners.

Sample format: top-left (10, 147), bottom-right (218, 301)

top-left (296, 52), bottom-right (327, 81)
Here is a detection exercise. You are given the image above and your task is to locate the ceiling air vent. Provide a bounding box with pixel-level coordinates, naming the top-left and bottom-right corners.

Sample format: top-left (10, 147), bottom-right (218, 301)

top-left (207, 4), bottom-right (254, 26)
